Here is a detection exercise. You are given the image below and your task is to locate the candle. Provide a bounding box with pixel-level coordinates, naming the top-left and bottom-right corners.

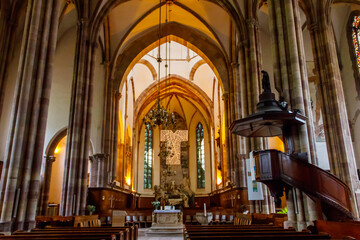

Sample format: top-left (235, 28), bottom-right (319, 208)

top-left (204, 203), bottom-right (207, 216)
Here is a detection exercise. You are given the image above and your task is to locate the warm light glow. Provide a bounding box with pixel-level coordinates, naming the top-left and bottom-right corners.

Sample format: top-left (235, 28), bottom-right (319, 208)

top-left (216, 169), bottom-right (222, 185)
top-left (268, 137), bottom-right (285, 152)
top-left (125, 176), bottom-right (131, 186)
top-left (222, 114), bottom-right (226, 144)
top-left (54, 146), bottom-right (61, 154)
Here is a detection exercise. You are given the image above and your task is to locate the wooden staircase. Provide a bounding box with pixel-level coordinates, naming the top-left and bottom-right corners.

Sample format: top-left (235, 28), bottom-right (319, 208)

top-left (253, 149), bottom-right (353, 221)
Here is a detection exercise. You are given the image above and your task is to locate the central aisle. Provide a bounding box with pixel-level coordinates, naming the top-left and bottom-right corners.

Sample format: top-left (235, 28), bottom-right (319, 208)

top-left (138, 229), bottom-right (183, 240)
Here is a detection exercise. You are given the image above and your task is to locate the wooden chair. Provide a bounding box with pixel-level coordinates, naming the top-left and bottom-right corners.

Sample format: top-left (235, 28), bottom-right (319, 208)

top-left (220, 215), bottom-right (227, 224)
top-left (234, 213), bottom-right (252, 225)
top-left (185, 215), bottom-right (192, 224)
top-left (139, 215), bottom-right (146, 228)
top-left (125, 215), bottom-right (132, 226)
top-left (226, 215), bottom-right (234, 224)
top-left (192, 215), bottom-right (198, 225)
top-left (212, 214), bottom-right (220, 224)
top-left (146, 215), bottom-right (152, 228)
top-left (132, 215), bottom-right (140, 227)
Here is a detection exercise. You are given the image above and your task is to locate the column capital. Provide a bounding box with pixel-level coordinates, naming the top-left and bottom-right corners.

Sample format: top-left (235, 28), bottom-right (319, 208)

top-left (246, 18), bottom-right (259, 29)
top-left (44, 155), bottom-right (56, 163)
top-left (231, 62), bottom-right (240, 68)
top-left (222, 92), bottom-right (229, 101)
top-left (308, 23), bottom-right (319, 32)
top-left (89, 153), bottom-right (109, 162)
top-left (77, 18), bottom-right (89, 27)
top-left (115, 91), bottom-right (122, 101)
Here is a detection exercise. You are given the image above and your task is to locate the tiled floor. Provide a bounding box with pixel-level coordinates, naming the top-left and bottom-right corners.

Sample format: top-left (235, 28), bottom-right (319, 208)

top-left (138, 228), bottom-right (183, 240)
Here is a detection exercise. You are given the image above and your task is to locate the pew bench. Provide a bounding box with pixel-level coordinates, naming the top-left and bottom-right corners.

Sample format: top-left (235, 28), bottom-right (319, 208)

top-left (0, 233), bottom-right (118, 240)
top-left (30, 226), bottom-right (137, 240)
top-left (185, 233), bottom-right (331, 240)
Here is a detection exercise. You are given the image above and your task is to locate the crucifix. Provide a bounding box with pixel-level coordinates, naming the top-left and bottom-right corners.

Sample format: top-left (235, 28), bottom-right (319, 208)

top-left (160, 130), bottom-right (188, 165)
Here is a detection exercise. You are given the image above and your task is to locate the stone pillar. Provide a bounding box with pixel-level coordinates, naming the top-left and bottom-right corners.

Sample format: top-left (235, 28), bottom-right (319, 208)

top-left (237, 17), bottom-right (275, 214)
top-left (112, 91), bottom-right (121, 182)
top-left (267, 0), bottom-right (320, 228)
top-left (38, 156), bottom-right (56, 216)
top-left (89, 154), bottom-right (108, 188)
top-left (230, 62), bottom-right (244, 188)
top-left (0, 1), bottom-right (24, 119)
top-left (60, 16), bottom-right (97, 216)
top-left (223, 92), bottom-right (232, 183)
top-left (102, 61), bottom-right (118, 184)
top-left (0, 0), bottom-right (60, 231)
top-left (306, 2), bottom-right (360, 218)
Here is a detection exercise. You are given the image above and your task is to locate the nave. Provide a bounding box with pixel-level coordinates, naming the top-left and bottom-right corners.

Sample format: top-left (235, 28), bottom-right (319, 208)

top-left (1, 0), bottom-right (360, 239)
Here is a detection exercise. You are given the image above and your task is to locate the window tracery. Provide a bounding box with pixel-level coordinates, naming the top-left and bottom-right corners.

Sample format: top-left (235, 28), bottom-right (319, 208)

top-left (348, 12), bottom-right (360, 96)
top-left (144, 125), bottom-right (153, 189)
top-left (196, 122), bottom-right (205, 188)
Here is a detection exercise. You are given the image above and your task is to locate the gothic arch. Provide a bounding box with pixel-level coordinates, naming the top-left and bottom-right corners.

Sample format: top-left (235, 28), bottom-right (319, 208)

top-left (134, 75), bottom-right (214, 130)
top-left (45, 127), bottom-right (67, 156)
top-left (111, 22), bottom-right (230, 93)
top-left (138, 59), bottom-right (157, 81)
top-left (347, 10), bottom-right (360, 96)
top-left (189, 60), bottom-right (206, 81)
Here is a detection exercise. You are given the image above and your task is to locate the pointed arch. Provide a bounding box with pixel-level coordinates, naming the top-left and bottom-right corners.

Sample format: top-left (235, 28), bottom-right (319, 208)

top-left (196, 122), bottom-right (205, 189)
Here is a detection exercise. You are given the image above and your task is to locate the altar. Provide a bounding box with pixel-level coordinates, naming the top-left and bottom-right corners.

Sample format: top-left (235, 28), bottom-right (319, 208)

top-left (147, 209), bottom-right (184, 235)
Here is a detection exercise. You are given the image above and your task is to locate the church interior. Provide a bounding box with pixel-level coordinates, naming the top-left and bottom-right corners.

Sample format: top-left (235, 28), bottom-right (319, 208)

top-left (1, 0), bottom-right (360, 239)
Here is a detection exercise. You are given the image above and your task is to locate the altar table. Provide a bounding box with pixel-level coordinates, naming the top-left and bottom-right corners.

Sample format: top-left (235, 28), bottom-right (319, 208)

top-left (147, 209), bottom-right (184, 234)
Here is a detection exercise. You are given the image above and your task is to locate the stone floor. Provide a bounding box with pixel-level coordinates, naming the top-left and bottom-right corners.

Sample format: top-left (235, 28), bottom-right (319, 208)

top-left (138, 228), bottom-right (183, 240)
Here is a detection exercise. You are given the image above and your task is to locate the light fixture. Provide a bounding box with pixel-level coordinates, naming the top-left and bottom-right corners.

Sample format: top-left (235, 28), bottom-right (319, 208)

top-left (142, 0), bottom-right (176, 129)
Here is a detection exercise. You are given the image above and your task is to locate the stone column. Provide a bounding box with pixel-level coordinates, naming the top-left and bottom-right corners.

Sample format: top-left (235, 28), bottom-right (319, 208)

top-left (38, 156), bottom-right (56, 216)
top-left (89, 154), bottom-right (108, 188)
top-left (267, 0), bottom-right (319, 228)
top-left (0, 0), bottom-right (60, 231)
top-left (102, 61), bottom-right (118, 184)
top-left (237, 17), bottom-right (275, 214)
top-left (305, 2), bottom-right (360, 218)
top-left (0, 1), bottom-right (24, 119)
top-left (112, 91), bottom-right (121, 182)
top-left (223, 92), bottom-right (232, 183)
top-left (60, 15), bottom-right (97, 216)
top-left (230, 62), bottom-right (244, 188)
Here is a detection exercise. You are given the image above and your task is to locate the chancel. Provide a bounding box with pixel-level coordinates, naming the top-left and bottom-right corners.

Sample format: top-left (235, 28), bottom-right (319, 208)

top-left (1, 0), bottom-right (360, 239)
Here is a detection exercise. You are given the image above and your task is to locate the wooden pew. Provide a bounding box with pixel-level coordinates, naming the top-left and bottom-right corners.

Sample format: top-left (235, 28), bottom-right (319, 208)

top-left (184, 224), bottom-right (331, 240)
top-left (13, 231), bottom-right (123, 240)
top-left (311, 220), bottom-right (360, 239)
top-left (0, 233), bottom-right (118, 240)
top-left (186, 233), bottom-right (330, 239)
top-left (30, 226), bottom-right (137, 240)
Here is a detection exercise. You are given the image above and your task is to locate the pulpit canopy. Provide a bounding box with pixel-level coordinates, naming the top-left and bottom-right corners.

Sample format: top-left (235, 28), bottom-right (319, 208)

top-left (230, 70), bottom-right (307, 138)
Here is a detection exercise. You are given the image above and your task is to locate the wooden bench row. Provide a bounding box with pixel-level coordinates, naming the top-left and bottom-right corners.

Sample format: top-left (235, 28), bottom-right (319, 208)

top-left (0, 226), bottom-right (137, 240)
top-left (184, 224), bottom-right (331, 240)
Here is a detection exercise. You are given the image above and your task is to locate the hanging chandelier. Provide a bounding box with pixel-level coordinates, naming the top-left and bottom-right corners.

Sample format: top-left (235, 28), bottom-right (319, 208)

top-left (142, 0), bottom-right (175, 129)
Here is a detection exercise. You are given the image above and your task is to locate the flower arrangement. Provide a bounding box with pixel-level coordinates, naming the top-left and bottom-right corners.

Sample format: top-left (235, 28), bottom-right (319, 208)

top-left (87, 205), bottom-right (96, 215)
top-left (277, 207), bottom-right (287, 214)
top-left (151, 201), bottom-right (160, 210)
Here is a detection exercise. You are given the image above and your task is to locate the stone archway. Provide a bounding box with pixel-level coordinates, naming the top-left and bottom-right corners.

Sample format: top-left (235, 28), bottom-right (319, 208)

top-left (38, 128), bottom-right (67, 216)
top-left (111, 22), bottom-right (230, 93)
top-left (38, 128), bottom-right (95, 216)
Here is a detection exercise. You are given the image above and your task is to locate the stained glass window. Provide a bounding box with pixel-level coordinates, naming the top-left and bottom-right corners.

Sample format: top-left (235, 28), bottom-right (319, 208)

top-left (144, 125), bottom-right (153, 189)
top-left (352, 16), bottom-right (360, 69)
top-left (196, 122), bottom-right (205, 188)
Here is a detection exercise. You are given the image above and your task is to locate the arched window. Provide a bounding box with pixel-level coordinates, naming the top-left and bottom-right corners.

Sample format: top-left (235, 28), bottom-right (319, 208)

top-left (352, 16), bottom-right (360, 69)
top-left (196, 122), bottom-right (205, 188)
top-left (348, 12), bottom-right (360, 95)
top-left (144, 125), bottom-right (153, 189)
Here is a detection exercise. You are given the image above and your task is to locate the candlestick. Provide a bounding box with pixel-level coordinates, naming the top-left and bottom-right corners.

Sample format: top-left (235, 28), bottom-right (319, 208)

top-left (204, 203), bottom-right (207, 216)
